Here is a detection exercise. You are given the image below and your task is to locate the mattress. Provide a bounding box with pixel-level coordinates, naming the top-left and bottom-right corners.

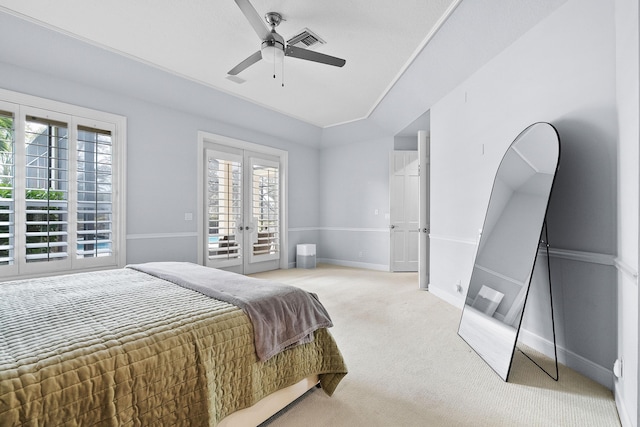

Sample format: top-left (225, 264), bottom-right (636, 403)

top-left (0, 267), bottom-right (347, 426)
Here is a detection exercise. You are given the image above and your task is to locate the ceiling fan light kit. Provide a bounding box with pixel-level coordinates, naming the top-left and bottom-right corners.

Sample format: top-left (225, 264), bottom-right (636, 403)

top-left (228, 0), bottom-right (345, 78)
top-left (261, 39), bottom-right (284, 63)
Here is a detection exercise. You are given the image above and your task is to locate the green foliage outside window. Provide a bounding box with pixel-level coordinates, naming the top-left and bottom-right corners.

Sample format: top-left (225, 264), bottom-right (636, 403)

top-left (0, 117), bottom-right (12, 190)
top-left (0, 185), bottom-right (66, 257)
top-left (0, 185), bottom-right (64, 200)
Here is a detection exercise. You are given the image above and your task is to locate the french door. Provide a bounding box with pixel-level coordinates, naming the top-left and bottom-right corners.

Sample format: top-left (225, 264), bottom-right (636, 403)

top-left (204, 145), bottom-right (282, 275)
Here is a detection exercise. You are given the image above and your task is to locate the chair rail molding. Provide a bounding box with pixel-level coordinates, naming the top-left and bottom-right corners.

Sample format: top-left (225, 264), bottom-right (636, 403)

top-left (127, 232), bottom-right (198, 240)
top-left (614, 257), bottom-right (639, 284)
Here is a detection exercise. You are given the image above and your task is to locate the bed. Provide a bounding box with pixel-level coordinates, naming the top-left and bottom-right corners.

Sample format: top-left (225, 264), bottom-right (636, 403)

top-left (0, 262), bottom-right (347, 426)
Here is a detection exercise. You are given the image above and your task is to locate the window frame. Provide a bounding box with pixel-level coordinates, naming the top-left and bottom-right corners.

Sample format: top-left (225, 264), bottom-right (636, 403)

top-left (0, 88), bottom-right (126, 280)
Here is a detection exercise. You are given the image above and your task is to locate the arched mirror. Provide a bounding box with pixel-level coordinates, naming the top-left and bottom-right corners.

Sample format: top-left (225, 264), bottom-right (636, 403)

top-left (457, 122), bottom-right (560, 381)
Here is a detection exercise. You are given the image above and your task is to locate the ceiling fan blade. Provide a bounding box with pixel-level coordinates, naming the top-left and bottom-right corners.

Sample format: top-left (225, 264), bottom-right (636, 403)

top-left (285, 45), bottom-right (346, 67)
top-left (227, 51), bottom-right (262, 75)
top-left (234, 0), bottom-right (270, 40)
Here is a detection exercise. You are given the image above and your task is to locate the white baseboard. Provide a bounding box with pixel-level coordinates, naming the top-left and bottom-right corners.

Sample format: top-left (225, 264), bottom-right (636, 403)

top-left (428, 284), bottom-right (465, 309)
top-left (317, 258), bottom-right (389, 271)
top-left (517, 328), bottom-right (613, 390)
top-left (615, 382), bottom-right (635, 427)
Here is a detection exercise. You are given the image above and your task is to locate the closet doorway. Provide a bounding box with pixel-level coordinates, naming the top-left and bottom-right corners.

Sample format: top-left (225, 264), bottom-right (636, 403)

top-left (197, 132), bottom-right (288, 275)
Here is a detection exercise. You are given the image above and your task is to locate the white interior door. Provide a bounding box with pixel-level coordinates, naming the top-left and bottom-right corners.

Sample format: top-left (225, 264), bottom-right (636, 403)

top-left (390, 151), bottom-right (420, 272)
top-left (204, 147), bottom-right (281, 274)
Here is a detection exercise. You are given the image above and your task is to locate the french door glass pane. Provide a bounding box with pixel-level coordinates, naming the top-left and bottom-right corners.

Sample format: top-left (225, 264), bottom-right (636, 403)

top-left (77, 126), bottom-right (113, 258)
top-left (207, 155), bottom-right (242, 260)
top-left (0, 111), bottom-right (15, 265)
top-left (252, 162), bottom-right (279, 257)
top-left (24, 117), bottom-right (69, 263)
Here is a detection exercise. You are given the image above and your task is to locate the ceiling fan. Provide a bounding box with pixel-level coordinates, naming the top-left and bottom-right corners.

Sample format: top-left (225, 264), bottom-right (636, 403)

top-left (227, 0), bottom-right (346, 76)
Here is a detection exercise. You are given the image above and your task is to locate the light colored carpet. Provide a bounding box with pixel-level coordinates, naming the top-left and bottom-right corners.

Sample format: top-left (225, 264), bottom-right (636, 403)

top-left (251, 264), bottom-right (621, 427)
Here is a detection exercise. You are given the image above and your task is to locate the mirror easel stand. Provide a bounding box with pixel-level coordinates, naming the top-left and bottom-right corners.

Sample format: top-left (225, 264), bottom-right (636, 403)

top-left (516, 221), bottom-right (559, 381)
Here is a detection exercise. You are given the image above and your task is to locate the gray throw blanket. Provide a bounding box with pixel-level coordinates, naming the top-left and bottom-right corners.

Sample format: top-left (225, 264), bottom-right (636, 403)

top-left (127, 262), bottom-right (333, 361)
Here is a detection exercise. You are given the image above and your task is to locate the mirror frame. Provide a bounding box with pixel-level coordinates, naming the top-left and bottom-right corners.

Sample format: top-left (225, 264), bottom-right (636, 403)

top-left (457, 122), bottom-right (561, 381)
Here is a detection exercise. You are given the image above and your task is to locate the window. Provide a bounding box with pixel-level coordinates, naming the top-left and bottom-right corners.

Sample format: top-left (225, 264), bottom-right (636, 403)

top-left (0, 90), bottom-right (125, 279)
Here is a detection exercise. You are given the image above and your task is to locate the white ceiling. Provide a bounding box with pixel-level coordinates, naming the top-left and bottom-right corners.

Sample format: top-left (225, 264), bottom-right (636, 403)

top-left (0, 0), bottom-right (460, 128)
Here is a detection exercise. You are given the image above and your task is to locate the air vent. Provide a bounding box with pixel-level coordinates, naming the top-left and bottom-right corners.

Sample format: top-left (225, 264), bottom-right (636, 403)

top-left (226, 75), bottom-right (246, 84)
top-left (286, 28), bottom-right (325, 49)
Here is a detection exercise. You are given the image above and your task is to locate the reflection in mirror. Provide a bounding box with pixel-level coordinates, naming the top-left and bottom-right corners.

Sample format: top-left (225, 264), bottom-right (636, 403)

top-left (457, 122), bottom-right (560, 381)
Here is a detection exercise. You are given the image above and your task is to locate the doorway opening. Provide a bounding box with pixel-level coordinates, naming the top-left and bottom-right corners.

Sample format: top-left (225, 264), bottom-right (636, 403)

top-left (390, 111), bottom-right (430, 289)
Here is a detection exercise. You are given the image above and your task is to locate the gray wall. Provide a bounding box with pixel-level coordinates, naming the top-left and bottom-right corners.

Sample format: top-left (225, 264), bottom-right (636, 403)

top-left (318, 137), bottom-right (392, 270)
top-left (428, 0), bottom-right (617, 388)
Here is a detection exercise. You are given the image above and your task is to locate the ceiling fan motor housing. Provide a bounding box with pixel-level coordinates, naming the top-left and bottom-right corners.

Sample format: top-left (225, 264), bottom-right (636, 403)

top-left (264, 12), bottom-right (283, 27)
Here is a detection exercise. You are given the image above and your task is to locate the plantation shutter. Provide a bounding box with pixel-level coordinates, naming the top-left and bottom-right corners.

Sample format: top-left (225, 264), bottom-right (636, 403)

top-left (251, 159), bottom-right (279, 258)
top-left (76, 126), bottom-right (113, 258)
top-left (0, 110), bottom-right (14, 266)
top-left (206, 150), bottom-right (242, 262)
top-left (24, 116), bottom-right (69, 263)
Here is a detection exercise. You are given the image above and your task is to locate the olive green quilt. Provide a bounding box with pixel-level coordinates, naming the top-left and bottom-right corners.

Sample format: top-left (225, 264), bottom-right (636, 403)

top-left (0, 267), bottom-right (347, 426)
